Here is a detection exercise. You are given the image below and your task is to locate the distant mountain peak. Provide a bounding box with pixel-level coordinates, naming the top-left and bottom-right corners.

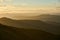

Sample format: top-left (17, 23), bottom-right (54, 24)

top-left (0, 17), bottom-right (13, 20)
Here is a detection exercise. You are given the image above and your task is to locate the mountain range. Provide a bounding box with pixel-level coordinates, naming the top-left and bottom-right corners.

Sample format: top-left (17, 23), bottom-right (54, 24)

top-left (0, 14), bottom-right (60, 40)
top-left (0, 15), bottom-right (60, 35)
top-left (37, 14), bottom-right (60, 23)
top-left (0, 21), bottom-right (59, 40)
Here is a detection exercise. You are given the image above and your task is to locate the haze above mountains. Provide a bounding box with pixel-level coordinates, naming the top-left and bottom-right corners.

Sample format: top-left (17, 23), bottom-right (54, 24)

top-left (0, 13), bottom-right (60, 20)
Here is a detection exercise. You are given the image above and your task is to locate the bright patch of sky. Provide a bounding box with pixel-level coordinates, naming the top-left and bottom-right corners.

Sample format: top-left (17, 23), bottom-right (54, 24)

top-left (0, 0), bottom-right (57, 7)
top-left (13, 0), bottom-right (56, 6)
top-left (0, 0), bottom-right (59, 14)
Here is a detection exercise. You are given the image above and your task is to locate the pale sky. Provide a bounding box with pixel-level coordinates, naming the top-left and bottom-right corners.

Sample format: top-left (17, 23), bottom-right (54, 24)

top-left (0, 0), bottom-right (60, 13)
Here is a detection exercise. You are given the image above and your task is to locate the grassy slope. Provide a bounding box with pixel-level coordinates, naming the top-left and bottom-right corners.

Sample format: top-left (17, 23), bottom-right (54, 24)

top-left (0, 24), bottom-right (59, 40)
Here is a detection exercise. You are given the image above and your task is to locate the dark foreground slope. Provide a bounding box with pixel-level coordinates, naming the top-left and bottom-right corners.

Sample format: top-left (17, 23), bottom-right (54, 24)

top-left (0, 24), bottom-right (59, 40)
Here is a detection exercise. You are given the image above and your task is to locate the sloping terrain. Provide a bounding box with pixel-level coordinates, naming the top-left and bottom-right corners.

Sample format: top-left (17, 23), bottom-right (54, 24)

top-left (0, 17), bottom-right (60, 35)
top-left (0, 24), bottom-right (59, 40)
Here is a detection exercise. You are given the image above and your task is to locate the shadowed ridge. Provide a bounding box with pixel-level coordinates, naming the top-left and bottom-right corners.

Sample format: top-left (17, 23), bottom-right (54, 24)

top-left (0, 23), bottom-right (59, 40)
top-left (0, 17), bottom-right (60, 35)
top-left (37, 14), bottom-right (60, 23)
top-left (35, 14), bottom-right (60, 26)
top-left (0, 17), bottom-right (14, 21)
top-left (0, 17), bottom-right (10, 19)
top-left (0, 17), bottom-right (16, 27)
top-left (0, 17), bottom-right (51, 28)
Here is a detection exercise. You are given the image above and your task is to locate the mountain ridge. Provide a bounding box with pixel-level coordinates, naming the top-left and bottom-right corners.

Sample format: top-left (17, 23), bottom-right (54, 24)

top-left (0, 23), bottom-right (59, 40)
top-left (0, 17), bottom-right (60, 35)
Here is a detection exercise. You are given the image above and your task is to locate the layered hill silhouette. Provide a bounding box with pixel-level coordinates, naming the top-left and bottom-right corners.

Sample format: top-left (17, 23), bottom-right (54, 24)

top-left (0, 23), bottom-right (59, 40)
top-left (36, 14), bottom-right (60, 25)
top-left (0, 17), bottom-right (60, 35)
top-left (0, 14), bottom-right (60, 40)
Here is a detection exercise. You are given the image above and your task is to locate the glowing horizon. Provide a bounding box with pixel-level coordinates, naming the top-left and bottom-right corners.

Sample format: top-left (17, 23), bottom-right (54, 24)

top-left (0, 0), bottom-right (60, 14)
